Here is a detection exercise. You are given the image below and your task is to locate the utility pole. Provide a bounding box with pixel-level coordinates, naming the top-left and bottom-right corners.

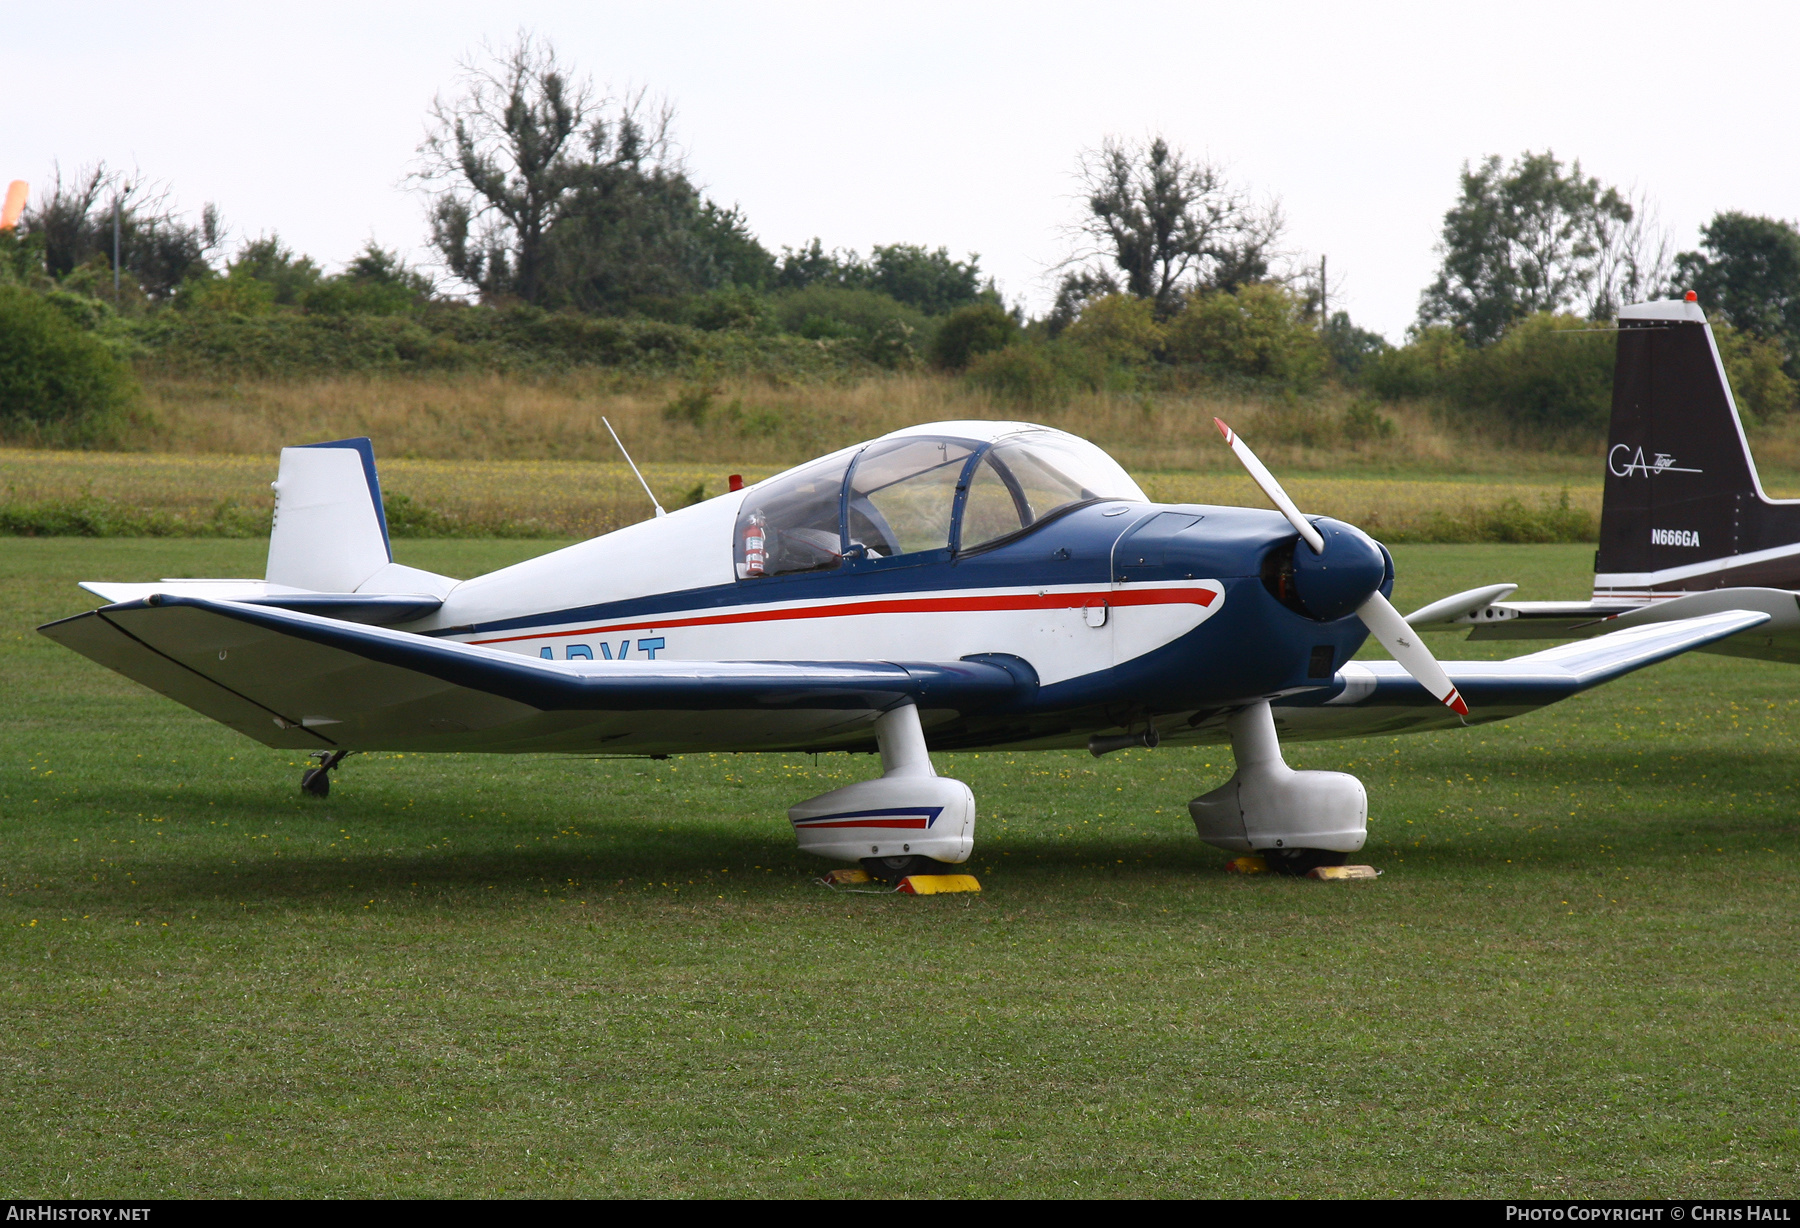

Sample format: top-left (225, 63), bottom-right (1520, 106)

top-left (1319, 254), bottom-right (1328, 329)
top-left (112, 197), bottom-right (121, 301)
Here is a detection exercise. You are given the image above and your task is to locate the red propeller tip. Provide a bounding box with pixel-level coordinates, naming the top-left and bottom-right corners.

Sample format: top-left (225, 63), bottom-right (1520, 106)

top-left (1212, 418), bottom-right (1234, 444)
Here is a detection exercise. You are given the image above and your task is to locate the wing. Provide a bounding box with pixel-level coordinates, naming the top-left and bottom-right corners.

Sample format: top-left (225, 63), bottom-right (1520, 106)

top-left (38, 596), bottom-right (1031, 756)
top-left (1268, 609), bottom-right (1770, 741)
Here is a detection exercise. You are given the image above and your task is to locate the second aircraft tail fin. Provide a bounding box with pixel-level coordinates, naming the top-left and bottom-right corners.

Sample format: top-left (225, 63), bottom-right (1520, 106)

top-left (1595, 297), bottom-right (1800, 598)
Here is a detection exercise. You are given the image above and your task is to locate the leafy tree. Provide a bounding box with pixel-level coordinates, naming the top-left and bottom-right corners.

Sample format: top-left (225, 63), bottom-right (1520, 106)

top-left (1322, 311), bottom-right (1389, 375)
top-left (774, 238), bottom-right (850, 290)
top-left (865, 245), bottom-right (985, 314)
top-left (1058, 136), bottom-right (1284, 318)
top-left (1674, 213), bottom-right (1800, 357)
top-left (543, 173), bottom-right (770, 311)
top-left (21, 163), bottom-right (221, 300)
top-left (229, 235), bottom-right (322, 305)
top-left (417, 35), bottom-right (770, 309)
top-left (1713, 320), bottom-right (1797, 419)
top-left (1418, 151), bottom-right (1666, 344)
top-left (1046, 269), bottom-right (1119, 335)
top-left (772, 240), bottom-right (986, 315)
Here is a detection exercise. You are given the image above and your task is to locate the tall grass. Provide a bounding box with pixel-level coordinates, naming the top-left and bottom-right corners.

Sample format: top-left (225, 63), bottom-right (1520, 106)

top-left (106, 371), bottom-right (1622, 477)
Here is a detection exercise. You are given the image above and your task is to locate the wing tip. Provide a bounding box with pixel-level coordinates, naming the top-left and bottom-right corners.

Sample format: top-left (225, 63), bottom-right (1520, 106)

top-left (1212, 417), bottom-right (1234, 444)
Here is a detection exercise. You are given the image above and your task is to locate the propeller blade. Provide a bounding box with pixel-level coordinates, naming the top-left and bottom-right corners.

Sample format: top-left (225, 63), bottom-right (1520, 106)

top-left (1213, 418), bottom-right (1324, 553)
top-left (1356, 590), bottom-right (1469, 716)
top-left (1211, 418), bottom-right (1464, 714)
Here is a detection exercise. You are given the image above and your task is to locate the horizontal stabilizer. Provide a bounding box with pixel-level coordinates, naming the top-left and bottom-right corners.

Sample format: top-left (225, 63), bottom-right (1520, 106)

top-left (38, 595), bottom-right (1032, 755)
top-left (1404, 583), bottom-right (1518, 628)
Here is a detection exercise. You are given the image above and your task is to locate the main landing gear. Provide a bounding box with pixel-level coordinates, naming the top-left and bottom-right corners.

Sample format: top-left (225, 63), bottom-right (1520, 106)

top-left (1189, 700), bottom-right (1365, 875)
top-left (300, 749), bottom-right (351, 798)
top-left (787, 703), bottom-right (975, 877)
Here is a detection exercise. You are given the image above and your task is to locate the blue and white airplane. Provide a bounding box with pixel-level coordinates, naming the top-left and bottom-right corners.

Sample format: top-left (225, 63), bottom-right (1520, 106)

top-left (39, 417), bottom-right (1763, 878)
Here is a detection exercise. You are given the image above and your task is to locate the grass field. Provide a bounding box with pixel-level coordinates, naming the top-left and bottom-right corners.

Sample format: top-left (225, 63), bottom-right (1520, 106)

top-left (1, 445), bottom-right (1607, 542)
top-left (4, 537), bottom-right (1799, 1198)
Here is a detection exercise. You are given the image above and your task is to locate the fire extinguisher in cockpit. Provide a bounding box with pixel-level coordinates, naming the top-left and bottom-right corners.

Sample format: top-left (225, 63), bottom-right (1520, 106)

top-left (743, 511), bottom-right (766, 577)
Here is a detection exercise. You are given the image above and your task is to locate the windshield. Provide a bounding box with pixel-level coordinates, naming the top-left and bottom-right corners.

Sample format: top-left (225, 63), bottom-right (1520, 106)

top-left (959, 432), bottom-right (1146, 550)
top-left (846, 438), bottom-right (975, 558)
top-left (734, 430), bottom-right (1144, 576)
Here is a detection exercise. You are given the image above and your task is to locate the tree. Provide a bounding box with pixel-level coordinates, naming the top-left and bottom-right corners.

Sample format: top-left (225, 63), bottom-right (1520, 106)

top-left (865, 245), bottom-right (985, 314)
top-left (417, 35), bottom-right (773, 310)
top-left (1418, 151), bottom-right (1666, 344)
top-left (229, 234), bottom-right (322, 305)
top-left (772, 240), bottom-right (987, 314)
top-left (1674, 213), bottom-right (1800, 353)
top-left (1322, 311), bottom-right (1389, 375)
top-left (930, 302), bottom-right (1017, 370)
top-left (1058, 136), bottom-right (1284, 319)
top-left (22, 162), bottom-right (221, 299)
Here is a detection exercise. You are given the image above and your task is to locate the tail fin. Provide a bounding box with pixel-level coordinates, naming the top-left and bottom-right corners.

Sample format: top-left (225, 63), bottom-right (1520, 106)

top-left (1595, 298), bottom-right (1800, 598)
top-left (266, 438), bottom-right (393, 593)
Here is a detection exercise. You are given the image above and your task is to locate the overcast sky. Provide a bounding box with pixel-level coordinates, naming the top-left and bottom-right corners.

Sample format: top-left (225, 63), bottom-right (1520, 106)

top-left (6, 1), bottom-right (1795, 340)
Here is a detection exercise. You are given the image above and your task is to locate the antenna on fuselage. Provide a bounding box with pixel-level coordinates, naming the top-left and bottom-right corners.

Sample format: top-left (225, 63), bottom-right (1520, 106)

top-left (602, 416), bottom-right (666, 519)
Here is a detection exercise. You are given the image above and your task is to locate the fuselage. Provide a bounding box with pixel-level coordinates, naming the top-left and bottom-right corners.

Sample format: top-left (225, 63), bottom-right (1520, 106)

top-left (406, 450), bottom-right (1383, 754)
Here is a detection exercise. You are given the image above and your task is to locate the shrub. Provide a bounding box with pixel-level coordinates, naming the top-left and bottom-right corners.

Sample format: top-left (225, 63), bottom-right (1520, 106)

top-left (930, 302), bottom-right (1017, 370)
top-left (1358, 326), bottom-right (1466, 400)
top-left (177, 270), bottom-right (277, 315)
top-left (1401, 488), bottom-right (1593, 544)
top-left (862, 319), bottom-right (921, 370)
top-left (0, 285), bottom-right (138, 438)
top-left (768, 285), bottom-right (928, 341)
top-left (1063, 294), bottom-right (1164, 366)
top-left (684, 287), bottom-right (771, 333)
top-left (1454, 313), bottom-right (1613, 431)
top-left (662, 383), bottom-right (717, 424)
top-left (1163, 284), bottom-right (1324, 390)
top-left (964, 343), bottom-right (1070, 407)
top-left (304, 278), bottom-right (420, 317)
top-left (1714, 322), bottom-right (1796, 421)
top-left (1341, 397), bottom-right (1396, 441)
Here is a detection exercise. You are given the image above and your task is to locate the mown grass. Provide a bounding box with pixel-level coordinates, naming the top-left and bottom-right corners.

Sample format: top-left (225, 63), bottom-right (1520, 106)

top-left (3, 538), bottom-right (1798, 1197)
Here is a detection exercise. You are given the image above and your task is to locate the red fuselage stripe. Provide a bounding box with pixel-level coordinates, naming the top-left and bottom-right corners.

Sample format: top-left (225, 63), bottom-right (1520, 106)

top-left (470, 586), bottom-right (1218, 646)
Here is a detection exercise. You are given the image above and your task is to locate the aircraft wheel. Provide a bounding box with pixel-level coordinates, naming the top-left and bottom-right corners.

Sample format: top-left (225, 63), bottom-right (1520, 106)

top-left (300, 767), bottom-right (331, 798)
top-left (1262, 847), bottom-right (1348, 877)
top-left (860, 854), bottom-right (956, 883)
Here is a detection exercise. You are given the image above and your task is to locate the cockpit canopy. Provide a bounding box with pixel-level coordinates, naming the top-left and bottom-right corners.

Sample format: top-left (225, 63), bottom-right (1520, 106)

top-left (735, 427), bottom-right (1146, 578)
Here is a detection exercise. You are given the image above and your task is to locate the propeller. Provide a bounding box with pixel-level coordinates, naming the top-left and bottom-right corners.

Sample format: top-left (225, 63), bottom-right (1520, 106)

top-left (1213, 417), bottom-right (1468, 717)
